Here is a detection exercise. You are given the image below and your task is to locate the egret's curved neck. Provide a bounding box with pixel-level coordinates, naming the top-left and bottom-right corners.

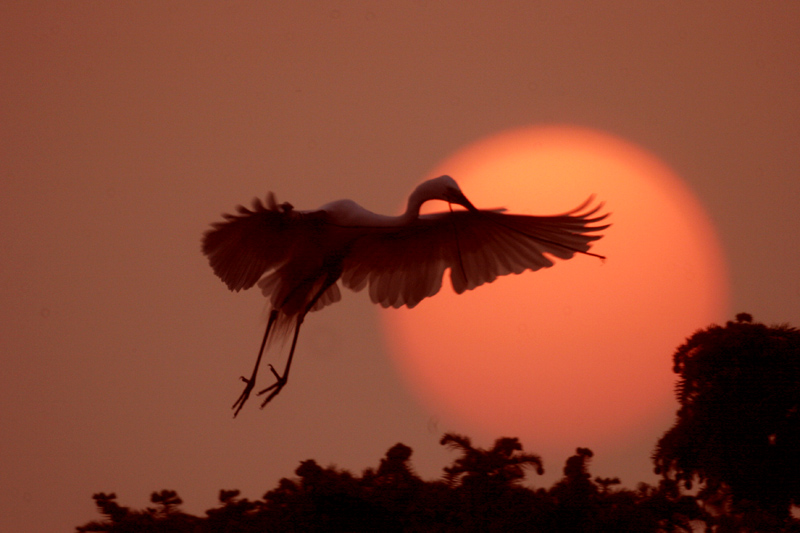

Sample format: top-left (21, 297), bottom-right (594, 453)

top-left (401, 186), bottom-right (431, 222)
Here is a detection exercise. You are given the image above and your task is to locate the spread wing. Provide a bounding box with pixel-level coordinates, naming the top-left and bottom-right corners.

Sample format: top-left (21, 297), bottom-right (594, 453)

top-left (202, 195), bottom-right (339, 341)
top-left (202, 194), bottom-right (312, 292)
top-left (340, 198), bottom-right (610, 309)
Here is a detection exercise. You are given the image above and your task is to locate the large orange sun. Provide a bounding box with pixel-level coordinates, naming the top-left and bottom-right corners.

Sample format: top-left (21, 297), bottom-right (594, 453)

top-left (380, 125), bottom-right (729, 477)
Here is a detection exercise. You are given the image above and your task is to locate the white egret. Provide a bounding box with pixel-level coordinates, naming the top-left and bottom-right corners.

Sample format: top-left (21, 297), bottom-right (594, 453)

top-left (202, 175), bottom-right (609, 416)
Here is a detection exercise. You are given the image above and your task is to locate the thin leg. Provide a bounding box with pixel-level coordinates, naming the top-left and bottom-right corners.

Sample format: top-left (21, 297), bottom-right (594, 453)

top-left (256, 275), bottom-right (338, 407)
top-left (257, 313), bottom-right (304, 407)
top-left (232, 309), bottom-right (278, 417)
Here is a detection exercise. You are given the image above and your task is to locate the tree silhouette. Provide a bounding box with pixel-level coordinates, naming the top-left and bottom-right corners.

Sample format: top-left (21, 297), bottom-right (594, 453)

top-left (437, 433), bottom-right (546, 531)
top-left (544, 448), bottom-right (700, 532)
top-left (77, 493), bottom-right (129, 530)
top-left (260, 458), bottom-right (393, 532)
top-left (204, 489), bottom-right (261, 532)
top-left (75, 433), bottom-right (791, 532)
top-left (77, 490), bottom-right (198, 532)
top-left (73, 313), bottom-right (800, 531)
top-left (548, 447), bottom-right (598, 530)
top-left (440, 433), bottom-right (544, 486)
top-left (653, 313), bottom-right (800, 523)
top-left (360, 443), bottom-right (430, 527)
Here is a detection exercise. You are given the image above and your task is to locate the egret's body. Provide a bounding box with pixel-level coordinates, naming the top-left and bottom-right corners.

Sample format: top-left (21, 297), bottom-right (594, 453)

top-left (202, 175), bottom-right (609, 415)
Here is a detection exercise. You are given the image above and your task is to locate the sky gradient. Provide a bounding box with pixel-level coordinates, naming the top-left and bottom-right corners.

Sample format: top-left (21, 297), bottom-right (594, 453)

top-left (2, 3), bottom-right (799, 532)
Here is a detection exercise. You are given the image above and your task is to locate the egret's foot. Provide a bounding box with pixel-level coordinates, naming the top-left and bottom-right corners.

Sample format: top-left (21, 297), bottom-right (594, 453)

top-left (257, 364), bottom-right (287, 407)
top-left (232, 376), bottom-right (255, 418)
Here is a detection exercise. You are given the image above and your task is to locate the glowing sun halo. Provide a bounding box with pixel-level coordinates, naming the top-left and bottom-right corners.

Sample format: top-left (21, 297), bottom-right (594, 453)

top-left (380, 125), bottom-right (729, 473)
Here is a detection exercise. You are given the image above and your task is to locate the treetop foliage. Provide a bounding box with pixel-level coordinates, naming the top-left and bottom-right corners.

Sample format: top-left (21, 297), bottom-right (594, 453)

top-left (77, 434), bottom-right (701, 533)
top-left (77, 314), bottom-right (800, 532)
top-left (654, 313), bottom-right (800, 522)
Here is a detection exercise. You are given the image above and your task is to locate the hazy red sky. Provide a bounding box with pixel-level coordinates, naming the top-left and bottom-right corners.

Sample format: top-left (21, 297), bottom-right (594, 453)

top-left (2, 3), bottom-right (799, 531)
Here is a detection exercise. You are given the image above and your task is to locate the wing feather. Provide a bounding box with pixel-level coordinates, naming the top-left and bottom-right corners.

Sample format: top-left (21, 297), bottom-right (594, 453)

top-left (341, 199), bottom-right (609, 307)
top-left (202, 194), bottom-right (309, 292)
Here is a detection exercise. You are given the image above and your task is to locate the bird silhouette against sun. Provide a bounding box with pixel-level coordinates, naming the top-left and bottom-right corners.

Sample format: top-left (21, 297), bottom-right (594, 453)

top-left (202, 175), bottom-right (609, 416)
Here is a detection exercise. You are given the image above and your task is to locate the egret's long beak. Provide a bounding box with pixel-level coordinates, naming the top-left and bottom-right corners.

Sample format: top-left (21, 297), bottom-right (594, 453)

top-left (448, 190), bottom-right (479, 212)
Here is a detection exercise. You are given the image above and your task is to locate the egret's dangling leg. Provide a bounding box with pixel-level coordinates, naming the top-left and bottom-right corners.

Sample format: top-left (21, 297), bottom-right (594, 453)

top-left (232, 309), bottom-right (279, 417)
top-left (257, 312), bottom-right (304, 407)
top-left (257, 275), bottom-right (339, 407)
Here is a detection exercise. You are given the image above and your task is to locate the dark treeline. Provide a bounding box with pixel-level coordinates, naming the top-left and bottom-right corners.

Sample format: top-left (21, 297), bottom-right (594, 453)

top-left (76, 314), bottom-right (800, 532)
top-left (76, 438), bottom-right (700, 533)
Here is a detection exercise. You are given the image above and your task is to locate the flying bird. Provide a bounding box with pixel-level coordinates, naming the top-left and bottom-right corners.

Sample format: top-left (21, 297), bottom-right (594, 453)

top-left (202, 175), bottom-right (609, 416)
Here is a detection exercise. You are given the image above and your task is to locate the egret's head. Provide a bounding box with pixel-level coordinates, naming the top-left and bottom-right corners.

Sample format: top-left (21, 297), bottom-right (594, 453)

top-left (426, 175), bottom-right (478, 212)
